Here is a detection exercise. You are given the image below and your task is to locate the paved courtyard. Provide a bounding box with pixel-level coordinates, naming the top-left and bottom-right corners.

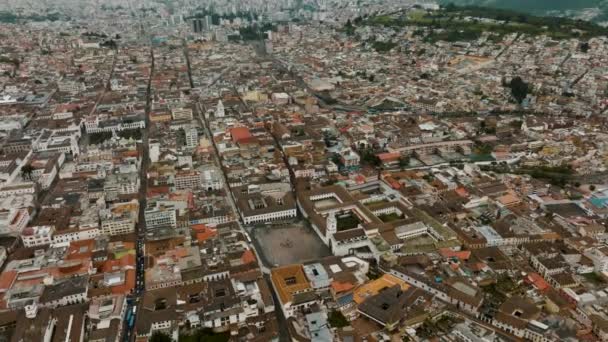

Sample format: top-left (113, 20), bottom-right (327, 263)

top-left (251, 221), bottom-right (331, 267)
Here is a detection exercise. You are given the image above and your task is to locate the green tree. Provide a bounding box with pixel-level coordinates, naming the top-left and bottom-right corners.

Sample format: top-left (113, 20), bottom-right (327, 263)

top-left (21, 164), bottom-right (34, 181)
top-left (360, 149), bottom-right (381, 167)
top-left (372, 40), bottom-right (397, 52)
top-left (150, 331), bottom-right (172, 342)
top-left (179, 328), bottom-right (229, 342)
top-left (328, 311), bottom-right (349, 328)
top-left (345, 19), bottom-right (355, 35)
top-left (399, 155), bottom-right (410, 169)
top-left (507, 76), bottom-right (530, 104)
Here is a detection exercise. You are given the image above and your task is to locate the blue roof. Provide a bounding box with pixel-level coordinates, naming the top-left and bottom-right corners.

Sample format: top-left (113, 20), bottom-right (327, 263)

top-left (303, 263), bottom-right (331, 289)
top-left (337, 293), bottom-right (354, 307)
top-left (476, 225), bottom-right (502, 242)
top-left (590, 197), bottom-right (608, 209)
top-left (306, 312), bottom-right (332, 342)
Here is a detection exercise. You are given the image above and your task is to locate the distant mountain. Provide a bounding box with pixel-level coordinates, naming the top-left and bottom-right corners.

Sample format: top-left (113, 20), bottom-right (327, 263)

top-left (438, 0), bottom-right (608, 25)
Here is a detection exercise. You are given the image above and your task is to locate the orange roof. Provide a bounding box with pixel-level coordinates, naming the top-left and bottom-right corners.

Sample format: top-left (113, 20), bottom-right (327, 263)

top-left (241, 249), bottom-right (256, 264)
top-left (377, 152), bottom-right (400, 162)
top-left (439, 248), bottom-right (471, 261)
top-left (353, 274), bottom-right (410, 304)
top-left (111, 202), bottom-right (139, 215)
top-left (165, 247), bottom-right (190, 260)
top-left (102, 253), bottom-right (136, 273)
top-left (147, 186), bottom-right (170, 197)
top-left (384, 176), bottom-right (401, 190)
top-left (0, 271), bottom-right (17, 293)
top-left (120, 150), bottom-right (140, 158)
top-left (237, 136), bottom-right (259, 145)
top-left (191, 224), bottom-right (208, 231)
top-left (229, 127), bottom-right (251, 143)
top-left (112, 269), bottom-right (136, 295)
top-left (101, 259), bottom-right (121, 273)
top-left (468, 262), bottom-right (487, 272)
top-left (271, 265), bottom-right (311, 304)
top-left (13, 259), bottom-right (91, 288)
top-left (525, 272), bottom-right (550, 292)
top-left (331, 280), bottom-right (355, 293)
top-left (51, 259), bottom-right (91, 279)
top-left (193, 224), bottom-right (217, 242)
top-left (455, 186), bottom-right (469, 198)
top-left (497, 191), bottom-right (521, 206)
top-left (66, 239), bottom-right (95, 260)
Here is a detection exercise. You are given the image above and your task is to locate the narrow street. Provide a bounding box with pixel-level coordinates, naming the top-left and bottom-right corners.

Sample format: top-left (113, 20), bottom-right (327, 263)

top-left (122, 46), bottom-right (154, 342)
top-left (183, 43), bottom-right (291, 342)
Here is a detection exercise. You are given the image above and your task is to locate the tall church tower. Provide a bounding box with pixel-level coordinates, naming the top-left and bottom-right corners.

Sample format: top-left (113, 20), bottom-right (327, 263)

top-left (326, 212), bottom-right (337, 238)
top-left (216, 100), bottom-right (225, 118)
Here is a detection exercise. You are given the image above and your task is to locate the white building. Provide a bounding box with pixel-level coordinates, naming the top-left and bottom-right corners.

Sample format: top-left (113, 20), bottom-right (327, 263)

top-left (584, 247), bottom-right (608, 273)
top-left (83, 114), bottom-right (146, 134)
top-left (58, 80), bottom-right (85, 94)
top-left (101, 214), bottom-right (136, 236)
top-left (21, 226), bottom-right (54, 247)
top-left (26, 153), bottom-right (65, 190)
top-left (174, 171), bottom-right (201, 191)
top-left (215, 100), bottom-right (225, 118)
top-left (51, 227), bottom-right (100, 247)
top-left (145, 204), bottom-right (177, 229)
top-left (0, 115), bottom-right (26, 132)
top-left (0, 182), bottom-right (36, 197)
top-left (242, 207), bottom-right (297, 225)
top-left (271, 93), bottom-right (290, 105)
top-left (200, 166), bottom-right (224, 191)
top-left (33, 130), bottom-right (80, 156)
top-left (0, 208), bottom-right (30, 236)
top-left (171, 107), bottom-right (193, 121)
top-left (185, 127), bottom-right (198, 148)
top-left (104, 172), bottom-right (140, 200)
top-left (40, 277), bottom-right (89, 308)
top-left (150, 142), bottom-right (161, 163)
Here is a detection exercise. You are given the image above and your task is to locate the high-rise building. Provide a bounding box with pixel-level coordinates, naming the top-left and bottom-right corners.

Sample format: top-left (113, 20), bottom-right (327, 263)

top-left (169, 15), bottom-right (183, 26)
top-left (203, 15), bottom-right (212, 31)
top-left (214, 29), bottom-right (228, 42)
top-left (264, 39), bottom-right (273, 54)
top-left (185, 126), bottom-right (199, 148)
top-left (191, 19), bottom-right (203, 33)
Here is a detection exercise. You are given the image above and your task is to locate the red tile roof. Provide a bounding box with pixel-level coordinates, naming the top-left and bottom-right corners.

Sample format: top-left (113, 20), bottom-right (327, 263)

top-left (241, 249), bottom-right (256, 265)
top-left (0, 271), bottom-right (17, 293)
top-left (230, 127), bottom-right (251, 143)
top-left (525, 272), bottom-right (550, 292)
top-left (439, 248), bottom-right (471, 261)
top-left (192, 224), bottom-right (217, 242)
top-left (377, 152), bottom-right (400, 162)
top-left (331, 280), bottom-right (355, 293)
top-left (111, 269), bottom-right (135, 295)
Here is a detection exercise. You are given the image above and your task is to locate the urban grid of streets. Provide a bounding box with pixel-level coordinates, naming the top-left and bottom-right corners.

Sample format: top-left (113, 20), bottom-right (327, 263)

top-left (2, 1), bottom-right (608, 341)
top-left (120, 43), bottom-right (293, 342)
